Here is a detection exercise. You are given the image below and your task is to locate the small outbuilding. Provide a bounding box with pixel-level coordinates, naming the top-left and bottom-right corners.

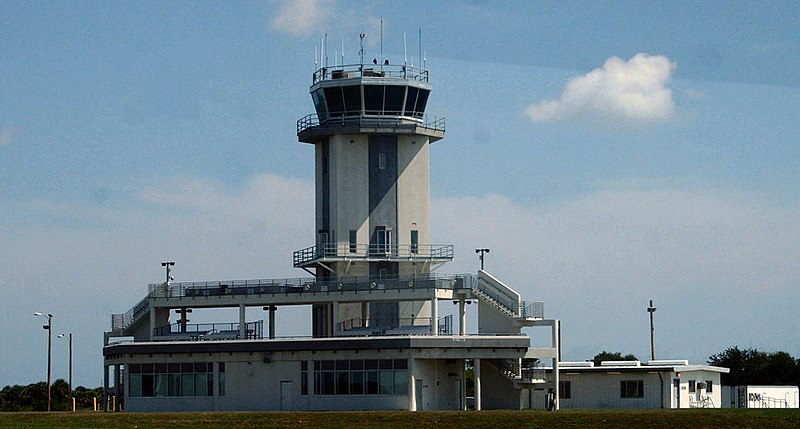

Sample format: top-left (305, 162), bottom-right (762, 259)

top-left (524, 360), bottom-right (729, 409)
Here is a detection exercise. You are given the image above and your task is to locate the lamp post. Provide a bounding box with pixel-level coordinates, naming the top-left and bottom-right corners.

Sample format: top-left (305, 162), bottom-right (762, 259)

top-left (161, 261), bottom-right (175, 283)
top-left (57, 333), bottom-right (73, 411)
top-left (647, 300), bottom-right (657, 360)
top-left (33, 312), bottom-right (53, 412)
top-left (475, 248), bottom-right (490, 270)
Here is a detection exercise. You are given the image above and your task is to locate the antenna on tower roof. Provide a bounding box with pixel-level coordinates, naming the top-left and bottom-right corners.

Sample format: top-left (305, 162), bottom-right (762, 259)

top-left (341, 37), bottom-right (344, 66)
top-left (380, 19), bottom-right (384, 70)
top-left (324, 32), bottom-right (328, 68)
top-left (418, 27), bottom-right (423, 69)
top-left (403, 32), bottom-right (407, 67)
top-left (359, 33), bottom-right (365, 67)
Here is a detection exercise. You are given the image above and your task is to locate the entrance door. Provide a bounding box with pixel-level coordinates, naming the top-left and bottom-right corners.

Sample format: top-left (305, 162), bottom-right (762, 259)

top-left (673, 378), bottom-right (681, 408)
top-left (454, 379), bottom-right (463, 410)
top-left (280, 381), bottom-right (293, 411)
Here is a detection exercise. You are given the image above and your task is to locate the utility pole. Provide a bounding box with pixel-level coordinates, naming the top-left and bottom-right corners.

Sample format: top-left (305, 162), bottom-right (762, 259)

top-left (475, 248), bottom-right (490, 270)
top-left (647, 300), bottom-right (657, 360)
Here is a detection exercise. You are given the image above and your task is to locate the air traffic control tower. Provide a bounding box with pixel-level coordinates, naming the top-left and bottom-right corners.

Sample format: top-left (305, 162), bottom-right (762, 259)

top-left (294, 51), bottom-right (452, 338)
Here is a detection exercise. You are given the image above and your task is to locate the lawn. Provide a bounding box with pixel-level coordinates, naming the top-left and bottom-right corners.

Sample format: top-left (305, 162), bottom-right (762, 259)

top-left (0, 409), bottom-right (797, 429)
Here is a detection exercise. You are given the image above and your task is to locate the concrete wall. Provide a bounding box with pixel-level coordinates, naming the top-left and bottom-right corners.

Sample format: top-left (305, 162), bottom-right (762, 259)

top-left (480, 359), bottom-right (520, 409)
top-left (413, 359), bottom-right (465, 411)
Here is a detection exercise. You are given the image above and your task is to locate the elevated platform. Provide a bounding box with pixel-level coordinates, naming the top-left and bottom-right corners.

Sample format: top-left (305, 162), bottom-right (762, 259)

top-left (293, 243), bottom-right (453, 268)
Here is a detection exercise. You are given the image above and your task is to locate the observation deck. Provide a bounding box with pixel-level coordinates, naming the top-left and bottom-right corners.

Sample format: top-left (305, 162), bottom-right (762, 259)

top-left (293, 243), bottom-right (453, 268)
top-left (298, 63), bottom-right (445, 144)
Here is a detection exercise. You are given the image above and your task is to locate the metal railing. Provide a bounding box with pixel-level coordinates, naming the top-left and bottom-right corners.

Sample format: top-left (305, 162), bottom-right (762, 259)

top-left (293, 243), bottom-right (453, 267)
top-left (297, 113), bottom-right (446, 136)
top-left (336, 315), bottom-right (452, 336)
top-left (312, 63), bottom-right (429, 84)
top-left (152, 321), bottom-right (263, 341)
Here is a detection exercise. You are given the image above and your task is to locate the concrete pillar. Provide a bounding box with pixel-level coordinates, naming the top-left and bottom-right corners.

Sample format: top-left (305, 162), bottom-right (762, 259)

top-left (179, 307), bottom-right (188, 332)
top-left (113, 365), bottom-right (121, 411)
top-left (269, 306), bottom-right (276, 339)
top-left (474, 358), bottom-right (482, 411)
top-left (361, 302), bottom-right (369, 327)
top-left (332, 301), bottom-right (339, 336)
top-left (238, 304), bottom-right (246, 339)
top-left (408, 358), bottom-right (417, 411)
top-left (430, 290), bottom-right (438, 336)
top-left (149, 306), bottom-right (156, 341)
top-left (458, 297), bottom-right (466, 336)
top-left (552, 319), bottom-right (560, 411)
top-left (103, 365), bottom-right (109, 412)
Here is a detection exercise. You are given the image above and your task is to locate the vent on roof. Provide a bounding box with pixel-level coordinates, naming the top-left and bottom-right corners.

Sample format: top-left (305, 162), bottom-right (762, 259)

top-left (647, 359), bottom-right (689, 366)
top-left (560, 361), bottom-right (595, 367)
top-left (600, 360), bottom-right (641, 367)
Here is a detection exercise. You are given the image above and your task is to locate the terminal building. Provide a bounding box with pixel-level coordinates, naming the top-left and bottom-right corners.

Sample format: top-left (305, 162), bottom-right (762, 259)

top-left (103, 41), bottom-right (561, 412)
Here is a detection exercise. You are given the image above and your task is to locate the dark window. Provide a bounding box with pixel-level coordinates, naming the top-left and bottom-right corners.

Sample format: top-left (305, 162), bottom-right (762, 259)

top-left (364, 85), bottom-right (383, 114)
top-left (323, 87), bottom-right (344, 117)
top-left (559, 380), bottom-right (571, 399)
top-left (342, 85), bottom-right (361, 116)
top-left (706, 380), bottom-right (713, 393)
top-left (384, 85), bottom-right (405, 115)
top-left (414, 89), bottom-right (430, 117)
top-left (620, 380), bottom-right (644, 398)
top-left (404, 86), bottom-right (419, 116)
top-left (378, 152), bottom-right (387, 170)
top-left (689, 380), bottom-right (696, 393)
top-left (312, 90), bottom-right (328, 120)
top-left (410, 230), bottom-right (419, 254)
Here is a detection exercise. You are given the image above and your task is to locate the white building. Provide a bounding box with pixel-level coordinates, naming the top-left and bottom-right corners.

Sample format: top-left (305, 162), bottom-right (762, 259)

top-left (524, 360), bottom-right (729, 409)
top-left (722, 385), bottom-right (799, 408)
top-left (103, 41), bottom-right (560, 412)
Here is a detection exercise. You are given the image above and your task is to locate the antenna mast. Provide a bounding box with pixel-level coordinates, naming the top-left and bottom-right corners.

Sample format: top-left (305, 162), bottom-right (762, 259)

top-left (359, 33), bottom-right (365, 67)
top-left (380, 19), bottom-right (384, 69)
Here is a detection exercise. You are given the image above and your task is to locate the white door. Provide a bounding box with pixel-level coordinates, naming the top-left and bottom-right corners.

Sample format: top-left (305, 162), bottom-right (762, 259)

top-left (280, 381), bottom-right (293, 411)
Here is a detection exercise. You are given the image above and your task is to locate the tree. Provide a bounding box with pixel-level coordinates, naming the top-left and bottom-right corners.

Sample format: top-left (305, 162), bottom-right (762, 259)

top-left (708, 346), bottom-right (800, 387)
top-left (592, 351), bottom-right (638, 366)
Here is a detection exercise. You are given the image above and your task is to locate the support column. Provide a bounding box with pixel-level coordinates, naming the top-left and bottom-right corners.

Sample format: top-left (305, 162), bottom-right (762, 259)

top-left (361, 302), bottom-right (369, 327)
top-left (103, 365), bottom-right (109, 412)
top-left (552, 319), bottom-right (560, 411)
top-left (474, 358), bottom-right (482, 411)
top-left (430, 290), bottom-right (438, 336)
top-left (238, 304), bottom-right (246, 339)
top-left (113, 365), bottom-right (121, 411)
top-left (408, 358), bottom-right (417, 411)
top-left (269, 306), bottom-right (276, 339)
top-left (458, 297), bottom-right (466, 336)
top-left (331, 301), bottom-right (339, 336)
top-left (179, 307), bottom-right (188, 332)
top-left (149, 307), bottom-right (156, 341)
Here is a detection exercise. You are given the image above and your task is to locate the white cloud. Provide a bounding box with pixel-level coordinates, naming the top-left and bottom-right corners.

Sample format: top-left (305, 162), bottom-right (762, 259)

top-left (0, 126), bottom-right (15, 147)
top-left (526, 54), bottom-right (676, 126)
top-left (269, 0), bottom-right (334, 37)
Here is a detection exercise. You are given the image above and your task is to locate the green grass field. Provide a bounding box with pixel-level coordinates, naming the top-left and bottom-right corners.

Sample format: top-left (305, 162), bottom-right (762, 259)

top-left (0, 409), bottom-right (798, 429)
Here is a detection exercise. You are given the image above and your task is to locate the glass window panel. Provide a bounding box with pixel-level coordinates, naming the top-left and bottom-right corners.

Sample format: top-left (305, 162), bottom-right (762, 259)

top-left (393, 359), bottom-right (407, 369)
top-left (365, 360), bottom-right (378, 370)
top-left (322, 372), bottom-right (335, 395)
top-left (404, 86), bottom-right (419, 116)
top-left (156, 363), bottom-right (168, 374)
top-left (366, 371), bottom-right (379, 394)
top-left (342, 85), bottom-right (361, 115)
top-left (379, 359), bottom-right (394, 369)
top-left (142, 363), bottom-right (154, 373)
top-left (363, 85), bottom-right (383, 114)
top-left (414, 89), bottom-right (430, 117)
top-left (195, 374), bottom-right (209, 396)
top-left (350, 360), bottom-right (364, 370)
top-left (323, 87), bottom-right (344, 117)
top-left (350, 372), bottom-right (364, 395)
top-left (301, 372), bottom-right (308, 396)
top-left (379, 371), bottom-right (394, 394)
top-left (301, 361), bottom-right (307, 371)
top-left (168, 374), bottom-right (181, 397)
top-left (141, 374), bottom-right (154, 397)
top-left (384, 85), bottom-right (405, 115)
top-left (322, 360), bottom-right (335, 370)
top-left (394, 369), bottom-right (408, 394)
top-left (155, 374), bottom-right (168, 397)
top-left (128, 364), bottom-right (141, 374)
top-left (168, 363), bottom-right (181, 373)
top-left (219, 371), bottom-right (226, 396)
top-left (181, 363), bottom-right (194, 373)
top-left (129, 374), bottom-right (142, 397)
top-left (312, 90), bottom-right (328, 120)
top-left (336, 371), bottom-right (350, 395)
top-left (182, 374), bottom-right (195, 396)
top-left (219, 362), bottom-right (226, 373)
top-left (336, 360), bottom-right (350, 370)
top-left (194, 362), bottom-right (208, 373)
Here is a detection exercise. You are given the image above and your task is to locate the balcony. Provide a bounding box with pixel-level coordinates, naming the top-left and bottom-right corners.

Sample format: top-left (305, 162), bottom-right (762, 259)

top-left (311, 63), bottom-right (429, 85)
top-left (297, 113), bottom-right (445, 144)
top-left (293, 243), bottom-right (454, 268)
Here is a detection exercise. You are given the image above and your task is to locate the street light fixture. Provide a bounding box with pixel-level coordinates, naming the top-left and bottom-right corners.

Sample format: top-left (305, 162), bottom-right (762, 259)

top-left (161, 261), bottom-right (175, 284)
top-left (57, 333), bottom-right (73, 411)
top-left (33, 312), bottom-right (53, 412)
top-left (475, 248), bottom-right (490, 270)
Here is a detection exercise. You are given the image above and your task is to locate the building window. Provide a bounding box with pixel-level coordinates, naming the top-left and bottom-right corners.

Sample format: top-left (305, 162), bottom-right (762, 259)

top-left (378, 152), bottom-right (387, 170)
top-left (559, 380), bottom-right (571, 399)
top-left (620, 380), bottom-right (644, 398)
top-left (301, 361), bottom-right (308, 395)
top-left (688, 380), bottom-right (696, 393)
top-left (410, 230), bottom-right (419, 254)
top-left (218, 362), bottom-right (225, 396)
top-left (128, 362), bottom-right (215, 397)
top-left (375, 226), bottom-right (392, 254)
top-left (706, 380), bottom-right (713, 393)
top-left (349, 230), bottom-right (357, 253)
top-left (312, 359), bottom-right (407, 396)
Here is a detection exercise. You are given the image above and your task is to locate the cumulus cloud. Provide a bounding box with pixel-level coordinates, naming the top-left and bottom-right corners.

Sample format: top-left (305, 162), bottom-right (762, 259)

top-left (526, 54), bottom-right (676, 126)
top-left (0, 126), bottom-right (15, 147)
top-left (269, 0), bottom-right (334, 37)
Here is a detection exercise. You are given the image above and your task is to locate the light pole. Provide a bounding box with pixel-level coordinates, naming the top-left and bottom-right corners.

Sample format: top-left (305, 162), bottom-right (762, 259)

top-left (161, 261), bottom-right (175, 283)
top-left (475, 248), bottom-right (490, 270)
top-left (647, 300), bottom-right (657, 361)
top-left (33, 312), bottom-right (53, 412)
top-left (57, 333), bottom-right (73, 411)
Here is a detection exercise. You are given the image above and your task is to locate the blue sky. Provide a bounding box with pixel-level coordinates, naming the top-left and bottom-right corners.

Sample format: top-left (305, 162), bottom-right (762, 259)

top-left (1, 1), bottom-right (799, 388)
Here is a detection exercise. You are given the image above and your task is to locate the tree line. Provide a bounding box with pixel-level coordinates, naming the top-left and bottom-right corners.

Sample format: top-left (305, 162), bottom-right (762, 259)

top-left (0, 379), bottom-right (103, 412)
